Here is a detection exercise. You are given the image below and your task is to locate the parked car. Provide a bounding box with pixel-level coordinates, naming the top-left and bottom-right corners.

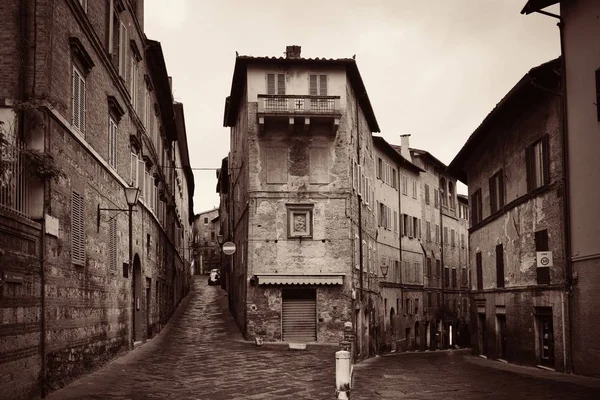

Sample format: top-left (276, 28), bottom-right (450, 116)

top-left (208, 269), bottom-right (220, 286)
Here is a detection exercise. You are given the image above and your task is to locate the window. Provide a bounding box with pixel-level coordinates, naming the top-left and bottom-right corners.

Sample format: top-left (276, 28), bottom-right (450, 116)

top-left (288, 204), bottom-right (313, 238)
top-left (427, 292), bottom-right (432, 308)
top-left (435, 224), bottom-right (440, 243)
top-left (211, 231), bottom-right (215, 240)
top-left (393, 210), bottom-right (398, 233)
top-left (309, 74), bottom-right (327, 96)
top-left (496, 244), bottom-right (504, 288)
top-left (426, 221), bottom-right (431, 242)
top-left (476, 252), bottom-right (483, 290)
top-left (130, 152), bottom-right (138, 186)
top-left (535, 229), bottom-right (550, 284)
top-left (462, 267), bottom-right (468, 286)
top-left (451, 229), bottom-right (455, 247)
top-left (526, 136), bottom-right (550, 191)
top-left (401, 175), bottom-right (408, 195)
top-left (444, 267), bottom-right (450, 287)
top-left (130, 57), bottom-right (138, 108)
top-left (72, 66), bottom-right (86, 133)
top-left (489, 170), bottom-right (504, 214)
top-left (377, 158), bottom-right (382, 179)
top-left (108, 216), bottom-right (117, 273)
top-left (436, 259), bottom-right (441, 277)
top-left (427, 257), bottom-right (432, 276)
top-left (108, 117), bottom-right (118, 168)
top-left (267, 73), bottom-right (285, 95)
top-left (434, 189), bottom-right (439, 208)
top-left (443, 227), bottom-right (448, 244)
top-left (412, 179), bottom-right (417, 199)
top-left (118, 22), bottom-right (128, 77)
top-left (412, 217), bottom-right (419, 238)
top-left (204, 217), bottom-right (208, 224)
top-left (471, 189), bottom-right (483, 225)
top-left (452, 268), bottom-right (457, 288)
top-left (424, 184), bottom-right (430, 204)
top-left (461, 233), bottom-right (465, 249)
top-left (448, 181), bottom-right (455, 209)
top-left (414, 263), bottom-right (420, 283)
top-left (71, 191), bottom-right (86, 266)
top-left (392, 169), bottom-right (397, 189)
top-left (440, 177), bottom-right (447, 207)
top-left (414, 298), bottom-right (419, 315)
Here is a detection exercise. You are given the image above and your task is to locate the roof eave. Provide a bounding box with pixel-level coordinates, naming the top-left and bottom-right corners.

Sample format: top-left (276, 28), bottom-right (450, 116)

top-left (521, 0), bottom-right (560, 14)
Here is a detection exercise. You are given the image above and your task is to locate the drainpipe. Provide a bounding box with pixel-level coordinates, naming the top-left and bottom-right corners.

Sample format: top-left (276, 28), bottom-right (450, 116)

top-left (532, 8), bottom-right (573, 374)
top-left (439, 180), bottom-right (445, 348)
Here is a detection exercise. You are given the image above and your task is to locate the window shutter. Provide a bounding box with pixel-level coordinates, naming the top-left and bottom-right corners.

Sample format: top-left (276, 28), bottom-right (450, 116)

top-left (319, 75), bottom-right (327, 96)
top-left (138, 159), bottom-right (145, 198)
top-left (309, 75), bottom-right (318, 96)
top-left (542, 135), bottom-right (550, 185)
top-left (476, 252), bottom-right (483, 290)
top-left (277, 73), bottom-right (285, 95)
top-left (72, 69), bottom-right (80, 128)
top-left (400, 214), bottom-right (405, 236)
top-left (498, 172), bottom-right (504, 208)
top-left (535, 229), bottom-right (549, 251)
top-left (80, 75), bottom-right (86, 132)
top-left (71, 191), bottom-right (86, 266)
top-left (489, 175), bottom-right (497, 213)
top-left (526, 144), bottom-right (534, 192)
top-left (496, 244), bottom-right (504, 288)
top-left (267, 74), bottom-right (275, 94)
top-left (394, 210), bottom-right (397, 233)
top-left (109, 218), bottom-right (117, 273)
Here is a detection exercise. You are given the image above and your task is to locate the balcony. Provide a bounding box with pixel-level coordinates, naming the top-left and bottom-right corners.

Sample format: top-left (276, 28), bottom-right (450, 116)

top-left (257, 95), bottom-right (342, 133)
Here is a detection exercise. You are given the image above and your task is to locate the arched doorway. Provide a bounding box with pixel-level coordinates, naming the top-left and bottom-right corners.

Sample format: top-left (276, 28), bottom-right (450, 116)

top-left (415, 321), bottom-right (420, 350)
top-left (133, 254), bottom-right (144, 342)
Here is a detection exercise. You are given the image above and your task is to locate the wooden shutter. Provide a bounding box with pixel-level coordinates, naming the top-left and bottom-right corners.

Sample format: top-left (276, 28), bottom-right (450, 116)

top-left (476, 252), bottom-right (483, 290)
top-left (71, 191), bottom-right (86, 266)
top-left (138, 159), bottom-right (145, 198)
top-left (526, 144), bottom-right (534, 192)
top-left (400, 214), bottom-right (404, 235)
top-left (498, 171), bottom-right (504, 208)
top-left (496, 244), bottom-right (504, 288)
top-left (72, 68), bottom-right (80, 128)
top-left (119, 22), bottom-right (127, 76)
top-left (80, 75), bottom-right (86, 132)
top-left (277, 73), bottom-right (285, 95)
top-left (319, 75), bottom-right (327, 95)
top-left (109, 218), bottom-right (117, 273)
top-left (267, 74), bottom-right (275, 94)
top-left (394, 210), bottom-right (397, 233)
top-left (542, 135), bottom-right (550, 185)
top-left (309, 75), bottom-right (318, 96)
top-left (489, 175), bottom-right (497, 213)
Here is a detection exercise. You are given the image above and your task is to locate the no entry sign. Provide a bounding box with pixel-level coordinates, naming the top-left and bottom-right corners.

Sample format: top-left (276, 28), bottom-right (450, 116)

top-left (222, 241), bottom-right (236, 255)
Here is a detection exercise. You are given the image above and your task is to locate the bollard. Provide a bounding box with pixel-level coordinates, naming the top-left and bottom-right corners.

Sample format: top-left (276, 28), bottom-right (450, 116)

top-left (335, 350), bottom-right (351, 399)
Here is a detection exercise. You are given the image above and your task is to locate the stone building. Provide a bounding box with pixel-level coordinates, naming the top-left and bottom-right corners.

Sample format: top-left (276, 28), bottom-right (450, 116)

top-left (220, 45), bottom-right (379, 354)
top-left (191, 208), bottom-right (220, 275)
top-left (448, 58), bottom-right (567, 371)
top-left (521, 0), bottom-right (600, 377)
top-left (0, 1), bottom-right (194, 398)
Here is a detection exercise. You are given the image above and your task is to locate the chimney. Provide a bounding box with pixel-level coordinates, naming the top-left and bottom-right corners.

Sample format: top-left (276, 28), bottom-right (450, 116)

top-left (285, 45), bottom-right (301, 59)
top-left (400, 134), bottom-right (412, 162)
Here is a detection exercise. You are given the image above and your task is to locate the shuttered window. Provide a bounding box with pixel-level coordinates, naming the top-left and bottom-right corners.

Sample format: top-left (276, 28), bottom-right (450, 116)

top-left (108, 117), bottom-right (117, 168)
top-left (308, 74), bottom-right (328, 96)
top-left (434, 189), bottom-right (439, 207)
top-left (138, 159), bottom-right (145, 199)
top-left (451, 229), bottom-right (455, 247)
top-left (72, 66), bottom-right (86, 133)
top-left (109, 218), bottom-right (117, 273)
top-left (471, 189), bottom-right (483, 224)
top-left (425, 184), bottom-right (430, 204)
top-left (496, 244), bottom-right (504, 288)
top-left (436, 259), bottom-right (441, 277)
top-left (130, 57), bottom-right (137, 108)
top-left (435, 224), bottom-right (440, 243)
top-left (526, 135), bottom-right (550, 192)
top-left (118, 22), bottom-right (128, 77)
top-left (71, 191), bottom-right (86, 266)
top-left (452, 268), bottom-right (457, 288)
top-left (319, 74), bottom-right (327, 95)
top-left (130, 152), bottom-right (138, 186)
top-left (476, 252), bottom-right (483, 290)
top-left (489, 170), bottom-right (504, 214)
top-left (426, 221), bottom-right (431, 241)
top-left (536, 229), bottom-right (550, 284)
top-left (277, 73), bottom-right (285, 95)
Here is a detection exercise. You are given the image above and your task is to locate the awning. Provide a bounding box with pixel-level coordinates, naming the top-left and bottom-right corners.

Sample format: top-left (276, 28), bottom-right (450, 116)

top-left (256, 274), bottom-right (345, 286)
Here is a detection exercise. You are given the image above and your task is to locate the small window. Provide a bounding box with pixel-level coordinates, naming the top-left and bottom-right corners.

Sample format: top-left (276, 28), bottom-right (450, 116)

top-left (412, 180), bottom-right (417, 199)
top-left (309, 74), bottom-right (328, 96)
top-left (451, 268), bottom-right (457, 288)
top-left (496, 244), bottom-right (505, 288)
top-left (451, 229), bottom-right (455, 247)
top-left (476, 252), bottom-right (483, 290)
top-left (435, 224), bottom-right (440, 243)
top-left (204, 217), bottom-right (208, 224)
top-left (130, 57), bottom-right (138, 108)
top-left (118, 22), bottom-right (128, 77)
top-left (471, 189), bottom-right (483, 225)
top-left (434, 189), bottom-right (439, 208)
top-left (71, 191), bottom-right (86, 266)
top-left (526, 136), bottom-right (550, 191)
top-left (392, 169), bottom-right (397, 189)
top-left (425, 184), bottom-right (430, 204)
top-left (489, 170), bottom-right (504, 214)
top-left (72, 66), bottom-right (86, 133)
top-left (426, 221), bottom-right (431, 242)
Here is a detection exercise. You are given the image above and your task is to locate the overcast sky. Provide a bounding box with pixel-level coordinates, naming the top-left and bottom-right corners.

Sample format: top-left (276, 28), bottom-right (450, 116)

top-left (144, 0), bottom-right (560, 215)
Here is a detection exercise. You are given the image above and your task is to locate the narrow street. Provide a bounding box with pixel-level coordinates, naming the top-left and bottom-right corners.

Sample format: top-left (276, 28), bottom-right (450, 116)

top-left (46, 278), bottom-right (337, 400)
top-left (46, 277), bottom-right (600, 400)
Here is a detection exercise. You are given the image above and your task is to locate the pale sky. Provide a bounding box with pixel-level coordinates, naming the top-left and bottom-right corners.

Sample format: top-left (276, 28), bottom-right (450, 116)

top-left (144, 0), bottom-right (560, 215)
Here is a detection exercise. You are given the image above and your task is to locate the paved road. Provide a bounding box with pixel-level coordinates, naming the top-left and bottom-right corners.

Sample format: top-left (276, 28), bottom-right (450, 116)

top-left (352, 349), bottom-right (600, 399)
top-left (47, 278), bottom-right (337, 400)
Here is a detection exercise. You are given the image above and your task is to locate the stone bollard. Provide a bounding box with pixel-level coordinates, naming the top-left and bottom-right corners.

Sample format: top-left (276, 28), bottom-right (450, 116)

top-left (335, 350), bottom-right (351, 399)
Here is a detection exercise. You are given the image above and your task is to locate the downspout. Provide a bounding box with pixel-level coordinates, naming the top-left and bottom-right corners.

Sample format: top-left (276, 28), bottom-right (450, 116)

top-left (439, 179), bottom-right (445, 348)
top-left (356, 94), bottom-right (364, 303)
top-left (533, 8), bottom-right (572, 374)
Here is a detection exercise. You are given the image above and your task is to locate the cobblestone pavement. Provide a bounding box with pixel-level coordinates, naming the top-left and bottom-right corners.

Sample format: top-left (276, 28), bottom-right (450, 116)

top-left (46, 277), bottom-right (337, 400)
top-left (352, 349), bottom-right (600, 399)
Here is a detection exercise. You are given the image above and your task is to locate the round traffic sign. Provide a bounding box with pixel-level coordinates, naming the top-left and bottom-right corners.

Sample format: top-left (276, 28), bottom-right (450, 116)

top-left (540, 257), bottom-right (549, 266)
top-left (222, 241), bottom-right (236, 255)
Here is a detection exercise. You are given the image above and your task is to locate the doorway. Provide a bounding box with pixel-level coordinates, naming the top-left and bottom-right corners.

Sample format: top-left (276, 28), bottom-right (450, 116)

top-left (282, 288), bottom-right (316, 342)
top-left (133, 254), bottom-right (144, 342)
top-left (496, 314), bottom-right (507, 360)
top-left (537, 309), bottom-right (554, 368)
top-left (478, 313), bottom-right (487, 355)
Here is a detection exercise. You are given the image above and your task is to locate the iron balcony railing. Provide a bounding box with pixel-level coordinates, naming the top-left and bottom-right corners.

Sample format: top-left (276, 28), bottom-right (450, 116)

top-left (257, 95), bottom-right (341, 115)
top-left (0, 135), bottom-right (30, 217)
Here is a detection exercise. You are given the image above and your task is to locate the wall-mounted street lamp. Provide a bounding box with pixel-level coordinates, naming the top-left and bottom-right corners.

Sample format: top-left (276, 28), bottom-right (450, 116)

top-left (380, 263), bottom-right (389, 280)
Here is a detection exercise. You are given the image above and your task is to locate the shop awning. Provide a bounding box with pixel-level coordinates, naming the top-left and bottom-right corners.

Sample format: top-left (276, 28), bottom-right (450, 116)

top-left (256, 274), bottom-right (345, 286)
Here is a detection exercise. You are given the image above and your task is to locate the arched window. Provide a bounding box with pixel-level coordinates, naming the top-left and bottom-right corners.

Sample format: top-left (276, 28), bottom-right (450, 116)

top-left (440, 177), bottom-right (447, 206)
top-left (448, 181), bottom-right (455, 209)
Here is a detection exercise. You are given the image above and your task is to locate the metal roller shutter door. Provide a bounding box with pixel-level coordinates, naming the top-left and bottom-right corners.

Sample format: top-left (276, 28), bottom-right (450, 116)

top-left (282, 290), bottom-right (316, 342)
